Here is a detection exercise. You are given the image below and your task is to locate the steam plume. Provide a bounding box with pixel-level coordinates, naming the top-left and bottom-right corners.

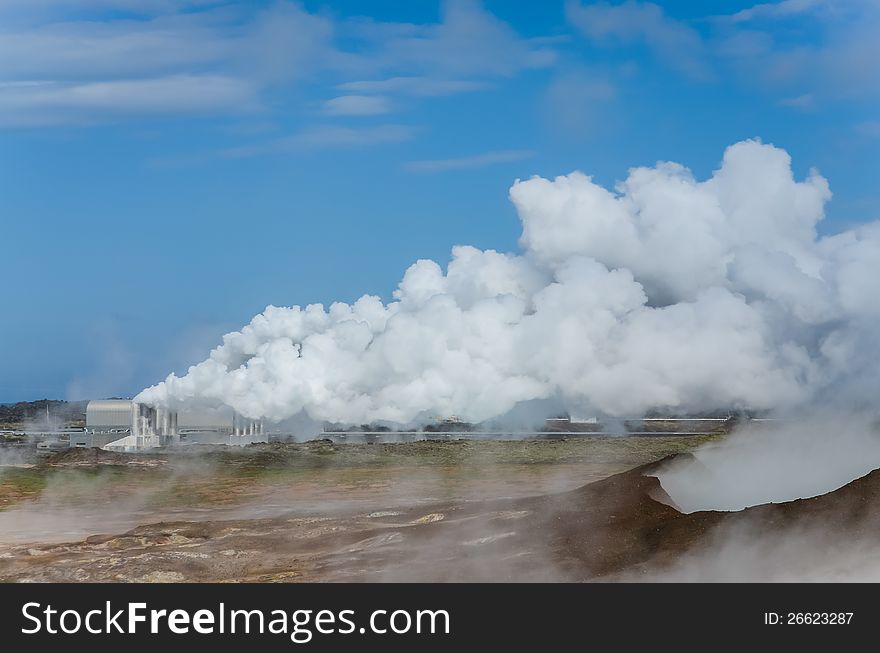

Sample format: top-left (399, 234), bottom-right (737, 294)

top-left (137, 140), bottom-right (880, 424)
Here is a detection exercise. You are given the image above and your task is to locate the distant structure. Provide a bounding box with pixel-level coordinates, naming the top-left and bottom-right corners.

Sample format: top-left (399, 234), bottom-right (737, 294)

top-left (543, 416), bottom-right (602, 433)
top-left (77, 399), bottom-right (264, 452)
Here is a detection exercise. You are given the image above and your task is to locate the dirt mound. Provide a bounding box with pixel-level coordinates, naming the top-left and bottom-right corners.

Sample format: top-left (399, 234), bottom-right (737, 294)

top-left (42, 447), bottom-right (165, 467)
top-left (328, 453), bottom-right (880, 580)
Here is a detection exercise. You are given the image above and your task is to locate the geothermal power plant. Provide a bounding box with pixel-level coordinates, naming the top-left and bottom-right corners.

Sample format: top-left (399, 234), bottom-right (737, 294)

top-left (85, 400), bottom-right (267, 451)
top-left (6, 398), bottom-right (745, 454)
top-left (37, 400), bottom-right (267, 452)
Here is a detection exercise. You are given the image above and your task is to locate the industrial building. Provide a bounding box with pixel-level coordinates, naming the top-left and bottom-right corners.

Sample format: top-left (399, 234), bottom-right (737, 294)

top-left (76, 399), bottom-right (265, 452)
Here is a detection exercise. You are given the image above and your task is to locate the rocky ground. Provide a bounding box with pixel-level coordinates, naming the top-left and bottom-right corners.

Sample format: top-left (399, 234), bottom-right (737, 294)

top-left (2, 436), bottom-right (873, 582)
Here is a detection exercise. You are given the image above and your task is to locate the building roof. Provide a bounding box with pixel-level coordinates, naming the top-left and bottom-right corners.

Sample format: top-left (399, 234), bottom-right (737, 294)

top-left (86, 400), bottom-right (134, 427)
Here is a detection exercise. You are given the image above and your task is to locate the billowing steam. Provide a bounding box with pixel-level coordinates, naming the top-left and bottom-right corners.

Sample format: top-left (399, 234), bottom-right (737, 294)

top-left (658, 413), bottom-right (880, 513)
top-left (137, 140), bottom-right (880, 425)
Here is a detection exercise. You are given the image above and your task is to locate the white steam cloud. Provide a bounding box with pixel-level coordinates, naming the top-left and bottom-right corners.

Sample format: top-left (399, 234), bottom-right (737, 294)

top-left (658, 413), bottom-right (880, 513)
top-left (137, 140), bottom-right (880, 424)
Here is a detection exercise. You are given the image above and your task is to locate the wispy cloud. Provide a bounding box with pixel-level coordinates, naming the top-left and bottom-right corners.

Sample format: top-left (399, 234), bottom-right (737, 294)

top-left (725, 0), bottom-right (830, 24)
top-left (0, 0), bottom-right (558, 129)
top-left (0, 2), bottom-right (333, 126)
top-left (543, 72), bottom-right (616, 136)
top-left (856, 121), bottom-right (880, 138)
top-left (0, 2), bottom-right (335, 82)
top-left (779, 93), bottom-right (816, 110)
top-left (322, 95), bottom-right (393, 116)
top-left (566, 0), bottom-right (712, 81)
top-left (405, 149), bottom-right (533, 173)
top-left (0, 75), bottom-right (258, 127)
top-left (350, 0), bottom-right (556, 78)
top-left (222, 124), bottom-right (416, 158)
top-left (338, 77), bottom-right (488, 97)
top-left (725, 1), bottom-right (880, 100)
top-left (565, 0), bottom-right (880, 102)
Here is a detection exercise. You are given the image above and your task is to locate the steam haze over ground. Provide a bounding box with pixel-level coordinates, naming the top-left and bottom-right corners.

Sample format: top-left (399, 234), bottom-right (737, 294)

top-left (658, 414), bottom-right (880, 513)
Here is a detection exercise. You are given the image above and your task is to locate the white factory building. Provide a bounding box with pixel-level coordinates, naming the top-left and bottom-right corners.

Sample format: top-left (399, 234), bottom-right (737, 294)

top-left (77, 399), bottom-right (265, 452)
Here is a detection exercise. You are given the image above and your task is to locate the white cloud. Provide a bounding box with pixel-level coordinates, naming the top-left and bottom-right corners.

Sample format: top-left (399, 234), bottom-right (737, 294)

top-left (323, 95), bottom-right (393, 116)
top-left (405, 149), bottom-right (534, 172)
top-left (139, 140), bottom-right (880, 426)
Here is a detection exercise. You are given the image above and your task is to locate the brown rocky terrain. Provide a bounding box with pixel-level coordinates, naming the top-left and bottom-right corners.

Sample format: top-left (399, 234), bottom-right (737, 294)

top-left (1, 444), bottom-right (877, 582)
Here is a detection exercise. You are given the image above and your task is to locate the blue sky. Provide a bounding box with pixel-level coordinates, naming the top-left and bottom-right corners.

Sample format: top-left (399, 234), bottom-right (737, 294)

top-left (1, 0), bottom-right (877, 402)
